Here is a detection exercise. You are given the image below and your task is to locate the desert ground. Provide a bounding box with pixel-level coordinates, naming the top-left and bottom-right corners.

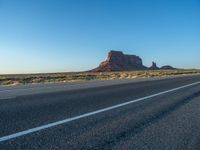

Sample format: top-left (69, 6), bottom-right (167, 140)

top-left (1, 70), bottom-right (200, 86)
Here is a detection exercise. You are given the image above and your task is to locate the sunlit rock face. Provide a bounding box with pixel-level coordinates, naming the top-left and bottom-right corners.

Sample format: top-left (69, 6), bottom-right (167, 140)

top-left (91, 50), bottom-right (176, 72)
top-left (92, 50), bottom-right (147, 72)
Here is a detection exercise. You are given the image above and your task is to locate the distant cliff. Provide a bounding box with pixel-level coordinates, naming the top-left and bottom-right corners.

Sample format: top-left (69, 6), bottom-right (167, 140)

top-left (91, 50), bottom-right (176, 72)
top-left (92, 50), bottom-right (147, 72)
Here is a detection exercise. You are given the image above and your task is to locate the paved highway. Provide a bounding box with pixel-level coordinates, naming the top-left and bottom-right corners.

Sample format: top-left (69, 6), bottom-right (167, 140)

top-left (0, 75), bottom-right (200, 150)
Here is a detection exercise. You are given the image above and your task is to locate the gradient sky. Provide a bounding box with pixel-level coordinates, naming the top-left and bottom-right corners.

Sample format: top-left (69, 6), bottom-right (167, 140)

top-left (0, 0), bottom-right (200, 74)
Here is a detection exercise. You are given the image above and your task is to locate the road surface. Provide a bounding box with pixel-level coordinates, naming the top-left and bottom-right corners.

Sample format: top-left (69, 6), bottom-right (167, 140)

top-left (0, 75), bottom-right (200, 150)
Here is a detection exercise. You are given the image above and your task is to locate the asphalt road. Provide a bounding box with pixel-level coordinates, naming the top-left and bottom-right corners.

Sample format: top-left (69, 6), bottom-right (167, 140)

top-left (0, 75), bottom-right (200, 150)
top-left (0, 75), bottom-right (188, 100)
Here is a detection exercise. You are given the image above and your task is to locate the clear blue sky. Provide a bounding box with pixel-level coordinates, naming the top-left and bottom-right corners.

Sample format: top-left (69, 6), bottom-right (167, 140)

top-left (0, 0), bottom-right (200, 74)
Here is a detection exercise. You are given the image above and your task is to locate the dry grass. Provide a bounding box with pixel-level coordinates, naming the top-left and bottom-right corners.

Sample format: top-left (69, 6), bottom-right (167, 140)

top-left (0, 70), bottom-right (200, 86)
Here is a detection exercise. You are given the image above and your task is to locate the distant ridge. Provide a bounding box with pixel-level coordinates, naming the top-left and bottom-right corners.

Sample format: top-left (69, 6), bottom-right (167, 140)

top-left (91, 50), bottom-right (176, 72)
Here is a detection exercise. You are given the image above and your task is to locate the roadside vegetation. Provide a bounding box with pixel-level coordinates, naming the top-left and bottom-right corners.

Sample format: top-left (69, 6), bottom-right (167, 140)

top-left (0, 70), bottom-right (200, 86)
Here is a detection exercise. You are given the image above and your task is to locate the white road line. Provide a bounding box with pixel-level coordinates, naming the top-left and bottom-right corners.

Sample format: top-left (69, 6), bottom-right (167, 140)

top-left (0, 81), bottom-right (200, 143)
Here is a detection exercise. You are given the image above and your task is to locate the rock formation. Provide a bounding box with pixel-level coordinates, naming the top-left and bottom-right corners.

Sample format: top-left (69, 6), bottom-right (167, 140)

top-left (149, 62), bottom-right (159, 70)
top-left (91, 50), bottom-right (176, 72)
top-left (160, 65), bottom-right (176, 70)
top-left (92, 50), bottom-right (147, 72)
